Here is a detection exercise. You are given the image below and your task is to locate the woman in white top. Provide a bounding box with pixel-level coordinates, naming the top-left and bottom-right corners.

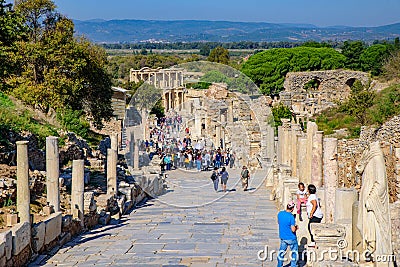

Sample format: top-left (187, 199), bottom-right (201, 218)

top-left (306, 184), bottom-right (323, 246)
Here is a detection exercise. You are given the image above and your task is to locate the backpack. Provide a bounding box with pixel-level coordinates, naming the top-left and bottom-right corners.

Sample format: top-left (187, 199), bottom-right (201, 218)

top-left (210, 172), bottom-right (217, 181)
top-left (241, 169), bottom-right (249, 178)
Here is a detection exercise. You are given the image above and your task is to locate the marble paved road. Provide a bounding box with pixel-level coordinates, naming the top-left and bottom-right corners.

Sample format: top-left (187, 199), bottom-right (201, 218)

top-left (37, 168), bottom-right (280, 267)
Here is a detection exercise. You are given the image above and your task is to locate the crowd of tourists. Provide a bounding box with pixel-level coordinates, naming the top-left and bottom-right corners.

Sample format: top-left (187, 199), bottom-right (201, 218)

top-left (145, 113), bottom-right (237, 173)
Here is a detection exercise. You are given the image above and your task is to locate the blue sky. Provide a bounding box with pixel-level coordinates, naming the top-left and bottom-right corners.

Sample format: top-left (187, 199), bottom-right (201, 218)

top-left (52, 0), bottom-right (399, 27)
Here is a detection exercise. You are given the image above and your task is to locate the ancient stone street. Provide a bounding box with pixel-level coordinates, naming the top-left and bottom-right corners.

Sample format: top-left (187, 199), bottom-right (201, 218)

top-left (35, 168), bottom-right (278, 266)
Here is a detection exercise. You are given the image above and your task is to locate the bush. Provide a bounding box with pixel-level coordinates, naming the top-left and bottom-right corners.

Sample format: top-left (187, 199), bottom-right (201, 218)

top-left (57, 108), bottom-right (90, 138)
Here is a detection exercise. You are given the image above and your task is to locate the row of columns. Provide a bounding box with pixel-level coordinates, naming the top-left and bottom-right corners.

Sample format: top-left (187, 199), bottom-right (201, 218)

top-left (164, 91), bottom-right (185, 112)
top-left (16, 134), bottom-right (123, 226)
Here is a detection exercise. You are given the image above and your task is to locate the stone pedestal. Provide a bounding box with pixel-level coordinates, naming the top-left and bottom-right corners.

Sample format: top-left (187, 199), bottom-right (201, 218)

top-left (72, 160), bottom-right (85, 226)
top-left (46, 136), bottom-right (60, 212)
top-left (323, 138), bottom-right (338, 223)
top-left (309, 223), bottom-right (346, 266)
top-left (352, 201), bottom-right (363, 254)
top-left (107, 149), bottom-right (118, 195)
top-left (6, 214), bottom-right (18, 227)
top-left (17, 141), bottom-right (30, 224)
top-left (335, 188), bottom-right (357, 253)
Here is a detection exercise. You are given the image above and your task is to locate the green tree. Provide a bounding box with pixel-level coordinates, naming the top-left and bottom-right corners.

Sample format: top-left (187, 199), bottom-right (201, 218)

top-left (339, 80), bottom-right (375, 125)
top-left (241, 47), bottom-right (346, 95)
top-left (272, 103), bottom-right (292, 127)
top-left (207, 46), bottom-right (229, 65)
top-left (360, 44), bottom-right (389, 76)
top-left (0, 0), bottom-right (27, 90)
top-left (341, 41), bottom-right (365, 70)
top-left (199, 45), bottom-right (211, 56)
top-left (9, 0), bottom-right (113, 129)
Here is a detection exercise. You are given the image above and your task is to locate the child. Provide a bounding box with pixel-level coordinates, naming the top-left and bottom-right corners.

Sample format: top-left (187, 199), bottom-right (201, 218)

top-left (296, 182), bottom-right (308, 220)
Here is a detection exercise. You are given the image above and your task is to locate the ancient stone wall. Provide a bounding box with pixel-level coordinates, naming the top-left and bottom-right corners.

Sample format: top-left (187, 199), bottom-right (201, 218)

top-left (280, 70), bottom-right (370, 115)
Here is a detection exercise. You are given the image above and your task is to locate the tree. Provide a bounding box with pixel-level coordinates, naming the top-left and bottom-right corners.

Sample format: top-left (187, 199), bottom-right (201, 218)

top-left (383, 50), bottom-right (400, 81)
top-left (207, 46), bottom-right (229, 65)
top-left (241, 47), bottom-right (346, 95)
top-left (272, 103), bottom-right (292, 127)
top-left (199, 45), bottom-right (211, 56)
top-left (341, 41), bottom-right (365, 70)
top-left (8, 0), bottom-right (114, 129)
top-left (360, 44), bottom-right (389, 76)
top-left (0, 0), bottom-right (27, 89)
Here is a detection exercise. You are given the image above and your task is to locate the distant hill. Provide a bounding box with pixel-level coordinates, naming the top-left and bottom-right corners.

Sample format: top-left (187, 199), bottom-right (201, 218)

top-left (72, 19), bottom-right (400, 43)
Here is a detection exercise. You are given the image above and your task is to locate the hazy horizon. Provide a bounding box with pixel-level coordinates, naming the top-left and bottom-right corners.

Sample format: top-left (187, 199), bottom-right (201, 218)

top-left (52, 0), bottom-right (400, 28)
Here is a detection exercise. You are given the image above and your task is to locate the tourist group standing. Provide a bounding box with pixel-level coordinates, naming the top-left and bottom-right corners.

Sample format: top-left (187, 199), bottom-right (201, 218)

top-left (277, 183), bottom-right (323, 266)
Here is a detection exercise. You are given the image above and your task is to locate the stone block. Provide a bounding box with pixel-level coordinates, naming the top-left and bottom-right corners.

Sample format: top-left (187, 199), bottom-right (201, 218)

top-left (44, 212), bottom-right (62, 245)
top-left (98, 212), bottom-right (111, 225)
top-left (11, 222), bottom-right (30, 256)
top-left (32, 222), bottom-right (45, 253)
top-left (6, 214), bottom-right (18, 227)
top-left (0, 230), bottom-right (12, 260)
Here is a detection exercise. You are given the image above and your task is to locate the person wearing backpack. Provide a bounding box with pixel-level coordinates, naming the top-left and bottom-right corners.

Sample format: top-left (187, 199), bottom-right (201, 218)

top-left (241, 166), bottom-right (250, 191)
top-left (210, 167), bottom-right (219, 192)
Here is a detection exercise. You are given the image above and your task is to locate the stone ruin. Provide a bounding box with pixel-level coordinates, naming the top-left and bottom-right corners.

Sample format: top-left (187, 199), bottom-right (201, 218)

top-left (280, 69), bottom-right (370, 116)
top-left (0, 134), bottom-right (166, 266)
top-left (271, 118), bottom-right (399, 266)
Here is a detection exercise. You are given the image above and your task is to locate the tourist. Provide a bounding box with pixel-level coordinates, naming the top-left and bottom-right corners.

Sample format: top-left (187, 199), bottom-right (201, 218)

top-left (296, 182), bottom-right (308, 221)
top-left (229, 152), bottom-right (235, 168)
top-left (277, 201), bottom-right (298, 267)
top-left (219, 167), bottom-right (229, 192)
top-left (210, 167), bottom-right (219, 192)
top-left (195, 152), bottom-right (202, 171)
top-left (240, 166), bottom-right (250, 191)
top-left (215, 151), bottom-right (222, 168)
top-left (306, 184), bottom-right (323, 247)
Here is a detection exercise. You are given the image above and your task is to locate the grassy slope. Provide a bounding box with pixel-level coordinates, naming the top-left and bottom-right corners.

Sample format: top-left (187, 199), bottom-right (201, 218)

top-left (316, 84), bottom-right (400, 138)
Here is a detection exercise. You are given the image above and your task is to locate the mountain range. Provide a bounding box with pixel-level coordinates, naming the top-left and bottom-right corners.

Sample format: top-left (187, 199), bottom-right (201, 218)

top-left (72, 19), bottom-right (400, 43)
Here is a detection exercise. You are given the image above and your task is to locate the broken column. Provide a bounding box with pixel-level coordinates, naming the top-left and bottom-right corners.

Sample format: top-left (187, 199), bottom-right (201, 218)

top-left (266, 124), bottom-right (275, 163)
top-left (281, 118), bottom-right (291, 166)
top-left (111, 134), bottom-right (118, 152)
top-left (334, 188), bottom-right (357, 252)
top-left (291, 123), bottom-right (302, 177)
top-left (311, 131), bottom-right (324, 187)
top-left (323, 138), bottom-right (338, 223)
top-left (297, 135), bottom-right (307, 183)
top-left (134, 139), bottom-right (140, 170)
top-left (227, 99), bottom-right (234, 123)
top-left (46, 136), bottom-right (60, 212)
top-left (129, 131), bottom-right (135, 167)
top-left (277, 126), bottom-right (283, 165)
top-left (17, 141), bottom-right (30, 224)
top-left (71, 160), bottom-right (85, 226)
top-left (305, 121), bottom-right (318, 185)
top-left (107, 148), bottom-right (118, 195)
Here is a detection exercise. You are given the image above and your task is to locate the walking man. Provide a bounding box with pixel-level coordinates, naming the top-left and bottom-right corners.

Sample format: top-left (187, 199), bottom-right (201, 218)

top-left (210, 167), bottom-right (219, 192)
top-left (240, 166), bottom-right (250, 191)
top-left (277, 201), bottom-right (298, 267)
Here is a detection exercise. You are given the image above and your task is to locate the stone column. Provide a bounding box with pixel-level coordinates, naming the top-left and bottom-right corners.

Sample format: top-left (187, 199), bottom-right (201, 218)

top-left (71, 160), bottom-right (84, 226)
top-left (291, 123), bottom-right (302, 177)
top-left (134, 139), bottom-right (140, 170)
top-left (129, 131), bottom-right (134, 167)
top-left (194, 113), bottom-right (201, 138)
top-left (216, 125), bottom-right (221, 149)
top-left (111, 134), bottom-right (118, 152)
top-left (46, 136), bottom-right (60, 212)
top-left (282, 119), bottom-right (292, 166)
top-left (297, 135), bottom-right (307, 182)
top-left (323, 138), bottom-right (338, 223)
top-left (17, 141), bottom-right (30, 223)
top-left (277, 126), bottom-right (283, 165)
top-left (266, 125), bottom-right (275, 163)
top-left (305, 121), bottom-right (318, 185)
top-left (311, 131), bottom-right (324, 187)
top-left (227, 100), bottom-right (234, 123)
top-left (107, 148), bottom-right (117, 195)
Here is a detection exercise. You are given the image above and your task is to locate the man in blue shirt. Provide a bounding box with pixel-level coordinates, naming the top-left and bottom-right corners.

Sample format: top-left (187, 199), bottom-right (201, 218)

top-left (277, 201), bottom-right (298, 267)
